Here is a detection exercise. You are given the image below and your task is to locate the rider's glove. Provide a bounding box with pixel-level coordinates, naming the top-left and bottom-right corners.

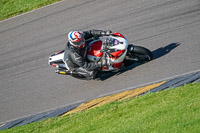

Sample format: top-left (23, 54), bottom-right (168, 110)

top-left (101, 30), bottom-right (112, 36)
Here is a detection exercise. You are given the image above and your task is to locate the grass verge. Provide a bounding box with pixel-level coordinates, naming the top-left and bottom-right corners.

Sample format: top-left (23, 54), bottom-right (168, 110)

top-left (0, 0), bottom-right (61, 21)
top-left (2, 82), bottom-right (200, 133)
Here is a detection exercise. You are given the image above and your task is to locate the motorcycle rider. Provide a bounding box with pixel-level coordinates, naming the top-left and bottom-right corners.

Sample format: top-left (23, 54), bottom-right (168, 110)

top-left (63, 29), bottom-right (112, 80)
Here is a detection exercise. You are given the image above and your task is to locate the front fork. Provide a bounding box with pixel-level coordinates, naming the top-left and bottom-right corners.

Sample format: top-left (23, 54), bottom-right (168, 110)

top-left (126, 45), bottom-right (139, 61)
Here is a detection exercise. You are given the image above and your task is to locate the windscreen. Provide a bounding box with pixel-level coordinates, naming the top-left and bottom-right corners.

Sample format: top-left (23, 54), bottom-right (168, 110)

top-left (102, 37), bottom-right (119, 47)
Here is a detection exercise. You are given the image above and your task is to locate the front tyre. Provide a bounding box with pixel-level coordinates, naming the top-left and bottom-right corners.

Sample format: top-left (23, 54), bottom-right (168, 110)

top-left (125, 45), bottom-right (153, 64)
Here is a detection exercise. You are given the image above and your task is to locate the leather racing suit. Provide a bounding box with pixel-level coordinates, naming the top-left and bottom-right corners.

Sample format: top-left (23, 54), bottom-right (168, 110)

top-left (64, 30), bottom-right (111, 80)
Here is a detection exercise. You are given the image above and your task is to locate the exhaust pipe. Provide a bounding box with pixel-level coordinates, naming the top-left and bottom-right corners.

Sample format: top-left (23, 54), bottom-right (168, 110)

top-left (55, 69), bottom-right (71, 75)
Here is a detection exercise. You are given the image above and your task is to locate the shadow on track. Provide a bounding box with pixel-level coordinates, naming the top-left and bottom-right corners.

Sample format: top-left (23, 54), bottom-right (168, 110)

top-left (99, 43), bottom-right (180, 81)
top-left (152, 43), bottom-right (180, 60)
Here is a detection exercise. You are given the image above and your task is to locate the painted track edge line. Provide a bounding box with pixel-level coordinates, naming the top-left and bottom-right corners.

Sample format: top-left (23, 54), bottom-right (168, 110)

top-left (0, 101), bottom-right (84, 130)
top-left (1, 69), bottom-right (200, 130)
top-left (62, 70), bottom-right (200, 116)
top-left (97, 69), bottom-right (200, 99)
top-left (62, 81), bottom-right (166, 116)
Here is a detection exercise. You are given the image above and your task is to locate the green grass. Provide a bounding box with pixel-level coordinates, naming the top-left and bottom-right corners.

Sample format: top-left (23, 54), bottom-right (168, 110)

top-left (0, 0), bottom-right (61, 20)
top-left (2, 82), bottom-right (200, 133)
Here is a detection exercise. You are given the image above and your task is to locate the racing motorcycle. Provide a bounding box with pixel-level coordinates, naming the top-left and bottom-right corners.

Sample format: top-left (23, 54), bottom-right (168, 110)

top-left (48, 32), bottom-right (153, 80)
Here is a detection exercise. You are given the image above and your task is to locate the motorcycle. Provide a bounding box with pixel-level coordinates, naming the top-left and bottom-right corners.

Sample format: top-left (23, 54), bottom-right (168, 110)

top-left (48, 32), bottom-right (153, 80)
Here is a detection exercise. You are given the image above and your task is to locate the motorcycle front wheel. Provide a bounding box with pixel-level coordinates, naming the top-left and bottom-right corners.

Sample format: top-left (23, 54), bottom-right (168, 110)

top-left (124, 45), bottom-right (153, 66)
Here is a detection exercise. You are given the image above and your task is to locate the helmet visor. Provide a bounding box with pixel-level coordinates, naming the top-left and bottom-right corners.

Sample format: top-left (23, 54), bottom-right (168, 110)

top-left (71, 38), bottom-right (85, 48)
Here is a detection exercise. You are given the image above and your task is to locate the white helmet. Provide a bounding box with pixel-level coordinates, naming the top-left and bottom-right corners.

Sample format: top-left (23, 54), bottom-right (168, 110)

top-left (68, 31), bottom-right (85, 48)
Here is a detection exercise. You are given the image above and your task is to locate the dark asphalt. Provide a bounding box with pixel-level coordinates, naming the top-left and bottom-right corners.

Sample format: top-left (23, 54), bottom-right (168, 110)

top-left (0, 0), bottom-right (200, 123)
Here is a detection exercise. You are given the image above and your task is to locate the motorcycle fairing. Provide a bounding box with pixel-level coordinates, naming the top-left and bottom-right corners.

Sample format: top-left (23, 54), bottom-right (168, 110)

top-left (87, 40), bottom-right (103, 62)
top-left (49, 50), bottom-right (65, 65)
top-left (87, 36), bottom-right (128, 70)
top-left (112, 32), bottom-right (125, 39)
top-left (49, 50), bottom-right (67, 69)
top-left (110, 50), bottom-right (126, 60)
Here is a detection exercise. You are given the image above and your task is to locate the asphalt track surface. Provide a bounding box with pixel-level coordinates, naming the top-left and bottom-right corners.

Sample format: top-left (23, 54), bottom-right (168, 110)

top-left (0, 0), bottom-right (200, 124)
